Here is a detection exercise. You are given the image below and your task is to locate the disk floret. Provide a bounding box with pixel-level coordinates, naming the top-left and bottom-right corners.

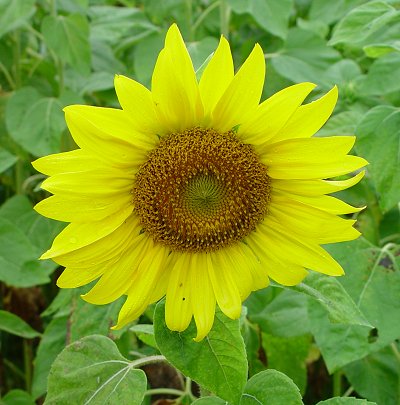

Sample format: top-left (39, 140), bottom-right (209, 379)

top-left (133, 128), bottom-right (271, 252)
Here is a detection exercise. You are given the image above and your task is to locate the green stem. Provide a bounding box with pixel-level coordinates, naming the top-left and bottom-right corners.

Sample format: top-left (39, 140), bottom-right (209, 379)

top-left (23, 340), bottom-right (32, 393)
top-left (332, 371), bottom-right (342, 397)
top-left (185, 0), bottom-right (194, 41)
top-left (0, 61), bottom-right (16, 89)
top-left (193, 1), bottom-right (220, 35)
top-left (184, 377), bottom-right (197, 400)
top-left (3, 358), bottom-right (26, 381)
top-left (391, 342), bottom-right (400, 363)
top-left (219, 0), bottom-right (231, 38)
top-left (144, 388), bottom-right (186, 397)
top-left (15, 157), bottom-right (24, 194)
top-left (130, 354), bottom-right (166, 368)
top-left (343, 386), bottom-right (354, 397)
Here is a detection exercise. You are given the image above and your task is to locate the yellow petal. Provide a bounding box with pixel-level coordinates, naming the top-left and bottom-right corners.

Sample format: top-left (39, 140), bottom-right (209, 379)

top-left (57, 265), bottom-right (104, 288)
top-left (52, 214), bottom-right (141, 268)
top-left (272, 171), bottom-right (365, 196)
top-left (199, 36), bottom-right (234, 123)
top-left (114, 74), bottom-right (162, 135)
top-left (112, 242), bottom-right (170, 329)
top-left (39, 168), bottom-right (133, 198)
top-left (212, 44), bottom-right (265, 132)
top-left (209, 250), bottom-right (242, 319)
top-left (270, 86), bottom-right (338, 143)
top-left (32, 149), bottom-right (103, 176)
top-left (256, 222), bottom-right (344, 276)
top-left (165, 252), bottom-right (193, 332)
top-left (238, 82), bottom-right (316, 144)
top-left (40, 206), bottom-right (133, 259)
top-left (34, 194), bottom-right (132, 222)
top-left (258, 136), bottom-right (368, 179)
top-left (268, 194), bottom-right (360, 243)
top-left (152, 24), bottom-right (203, 132)
top-left (64, 106), bottom-right (154, 168)
top-left (190, 253), bottom-right (216, 341)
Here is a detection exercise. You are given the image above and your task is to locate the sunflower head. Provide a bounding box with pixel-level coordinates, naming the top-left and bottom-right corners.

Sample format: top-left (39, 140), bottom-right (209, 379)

top-left (33, 24), bottom-right (367, 341)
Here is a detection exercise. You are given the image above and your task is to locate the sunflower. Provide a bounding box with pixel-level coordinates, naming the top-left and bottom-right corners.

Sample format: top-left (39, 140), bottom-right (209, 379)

top-left (33, 24), bottom-right (367, 341)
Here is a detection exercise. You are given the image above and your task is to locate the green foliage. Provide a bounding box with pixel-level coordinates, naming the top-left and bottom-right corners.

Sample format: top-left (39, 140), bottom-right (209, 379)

top-left (1, 0), bottom-right (399, 404)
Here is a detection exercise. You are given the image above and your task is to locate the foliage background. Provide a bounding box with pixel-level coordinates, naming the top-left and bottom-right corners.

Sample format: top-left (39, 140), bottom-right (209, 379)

top-left (0, 0), bottom-right (399, 404)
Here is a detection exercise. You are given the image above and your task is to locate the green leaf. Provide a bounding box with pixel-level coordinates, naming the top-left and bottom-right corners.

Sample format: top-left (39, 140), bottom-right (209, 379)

top-left (292, 272), bottom-right (372, 327)
top-left (228, 0), bottom-right (293, 39)
top-left (247, 289), bottom-right (310, 338)
top-left (41, 14), bottom-right (91, 75)
top-left (5, 87), bottom-right (66, 157)
top-left (355, 105), bottom-right (400, 212)
top-left (45, 335), bottom-right (147, 405)
top-left (329, 1), bottom-right (400, 46)
top-left (261, 334), bottom-right (311, 395)
top-left (317, 397), bottom-right (376, 404)
top-left (32, 316), bottom-right (69, 399)
top-left (154, 301), bottom-right (247, 405)
top-left (192, 397), bottom-right (228, 405)
top-left (1, 389), bottom-right (36, 405)
top-left (187, 37), bottom-right (219, 71)
top-left (363, 42), bottom-right (400, 58)
top-left (309, 239), bottom-right (400, 372)
top-left (0, 147), bottom-right (17, 173)
top-left (0, 310), bottom-right (41, 338)
top-left (240, 370), bottom-right (303, 405)
top-left (317, 111), bottom-right (363, 137)
top-left (130, 324), bottom-right (158, 349)
top-left (309, 0), bottom-right (364, 25)
top-left (0, 0), bottom-right (35, 38)
top-left (360, 54), bottom-right (400, 95)
top-left (271, 28), bottom-right (340, 83)
top-left (344, 345), bottom-right (399, 405)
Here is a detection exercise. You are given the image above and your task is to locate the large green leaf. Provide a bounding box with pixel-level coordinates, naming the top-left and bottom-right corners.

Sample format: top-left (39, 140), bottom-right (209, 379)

top-left (271, 28), bottom-right (340, 83)
top-left (309, 0), bottom-right (364, 25)
top-left (329, 1), bottom-right (399, 46)
top-left (240, 370), bottom-right (303, 405)
top-left (228, 0), bottom-right (293, 39)
top-left (5, 87), bottom-right (66, 157)
top-left (344, 345), bottom-right (399, 405)
top-left (0, 148), bottom-right (17, 173)
top-left (355, 105), bottom-right (400, 212)
top-left (317, 397), bottom-right (376, 404)
top-left (0, 0), bottom-right (35, 38)
top-left (310, 239), bottom-right (400, 372)
top-left (154, 301), bottom-right (247, 405)
top-left (0, 310), bottom-right (41, 338)
top-left (1, 389), bottom-right (36, 405)
top-left (41, 14), bottom-right (91, 75)
top-left (45, 335), bottom-right (147, 405)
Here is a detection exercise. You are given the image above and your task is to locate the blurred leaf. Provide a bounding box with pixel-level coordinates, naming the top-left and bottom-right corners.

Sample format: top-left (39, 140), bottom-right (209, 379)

top-left (360, 54), bottom-right (400, 95)
top-left (1, 389), bottom-right (36, 405)
top-left (271, 28), bottom-right (340, 83)
top-left (32, 316), bottom-right (68, 399)
top-left (130, 324), bottom-right (158, 349)
top-left (296, 18), bottom-right (329, 38)
top-left (240, 370), bottom-right (303, 405)
top-left (154, 300), bottom-right (247, 405)
top-left (0, 148), bottom-right (17, 173)
top-left (229, 0), bottom-right (293, 39)
top-left (344, 345), bottom-right (399, 405)
top-left (355, 105), bottom-right (400, 212)
top-left (41, 14), bottom-right (91, 75)
top-left (247, 289), bottom-right (310, 338)
top-left (187, 37), bottom-right (219, 71)
top-left (5, 87), bottom-right (66, 157)
top-left (293, 272), bottom-right (373, 327)
top-left (329, 1), bottom-right (399, 46)
top-left (320, 59), bottom-right (362, 89)
top-left (309, 0), bottom-right (364, 25)
top-left (0, 0), bottom-right (35, 38)
top-left (317, 111), bottom-right (363, 137)
top-left (91, 39), bottom-right (125, 73)
top-left (363, 42), bottom-right (400, 58)
top-left (261, 334), bottom-right (311, 395)
top-left (317, 397), bottom-right (376, 404)
top-left (0, 310), bottom-right (41, 338)
top-left (64, 70), bottom-right (115, 95)
top-left (45, 335), bottom-right (146, 405)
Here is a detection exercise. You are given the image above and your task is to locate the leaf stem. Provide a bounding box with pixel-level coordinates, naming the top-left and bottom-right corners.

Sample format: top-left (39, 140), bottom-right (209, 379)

top-left (144, 388), bottom-right (186, 397)
top-left (193, 1), bottom-right (220, 35)
top-left (0, 61), bottom-right (16, 89)
top-left (332, 370), bottom-right (342, 397)
top-left (390, 342), bottom-right (400, 363)
top-left (130, 354), bottom-right (166, 368)
top-left (343, 385), bottom-right (354, 397)
top-left (219, 0), bottom-right (231, 39)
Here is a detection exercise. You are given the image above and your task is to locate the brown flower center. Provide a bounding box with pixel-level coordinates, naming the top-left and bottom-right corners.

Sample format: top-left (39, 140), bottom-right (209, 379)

top-left (133, 127), bottom-right (270, 252)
